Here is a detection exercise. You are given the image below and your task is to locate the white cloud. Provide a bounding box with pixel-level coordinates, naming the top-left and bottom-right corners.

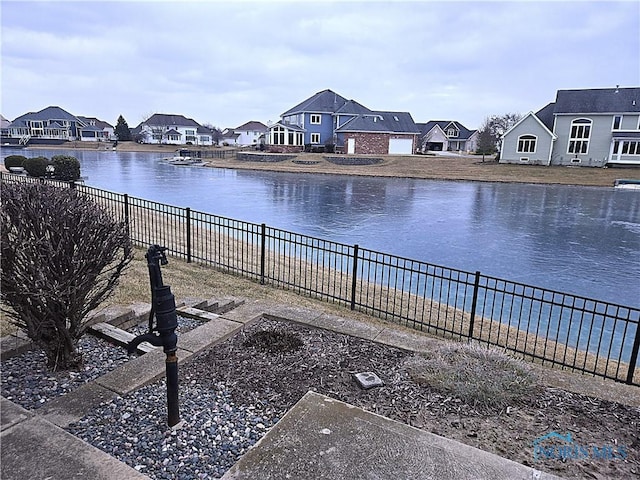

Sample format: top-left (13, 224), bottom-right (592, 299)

top-left (1, 1), bottom-right (638, 129)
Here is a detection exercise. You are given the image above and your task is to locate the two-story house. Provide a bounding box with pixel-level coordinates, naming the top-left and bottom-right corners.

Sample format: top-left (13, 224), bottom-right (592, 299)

top-left (135, 114), bottom-right (213, 146)
top-left (230, 121), bottom-right (268, 147)
top-left (77, 116), bottom-right (115, 142)
top-left (267, 89), bottom-right (420, 155)
top-left (500, 87), bottom-right (640, 167)
top-left (416, 121), bottom-right (478, 153)
top-left (8, 106), bottom-right (85, 144)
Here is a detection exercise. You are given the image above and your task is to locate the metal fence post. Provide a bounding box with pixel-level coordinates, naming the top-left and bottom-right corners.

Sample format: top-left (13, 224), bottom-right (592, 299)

top-left (468, 271), bottom-right (481, 339)
top-left (123, 194), bottom-right (130, 236)
top-left (350, 244), bottom-right (359, 311)
top-left (260, 223), bottom-right (266, 285)
top-left (626, 322), bottom-right (640, 385)
top-left (186, 208), bottom-right (192, 263)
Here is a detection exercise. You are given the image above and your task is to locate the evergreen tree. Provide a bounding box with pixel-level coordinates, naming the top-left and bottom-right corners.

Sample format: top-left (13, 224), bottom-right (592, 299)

top-left (115, 115), bottom-right (132, 141)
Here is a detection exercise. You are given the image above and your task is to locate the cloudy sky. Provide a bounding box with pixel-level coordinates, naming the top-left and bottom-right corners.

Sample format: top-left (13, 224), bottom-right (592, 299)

top-left (2, 1), bottom-right (638, 130)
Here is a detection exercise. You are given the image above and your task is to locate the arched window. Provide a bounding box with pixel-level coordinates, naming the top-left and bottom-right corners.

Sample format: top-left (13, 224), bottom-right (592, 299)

top-left (568, 118), bottom-right (591, 154)
top-left (517, 134), bottom-right (537, 153)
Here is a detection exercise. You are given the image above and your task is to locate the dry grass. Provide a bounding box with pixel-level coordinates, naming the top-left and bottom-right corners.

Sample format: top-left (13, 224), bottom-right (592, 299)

top-left (406, 342), bottom-right (539, 412)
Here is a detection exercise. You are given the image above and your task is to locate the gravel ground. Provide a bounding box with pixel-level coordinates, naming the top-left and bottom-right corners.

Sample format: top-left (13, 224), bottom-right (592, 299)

top-left (3, 317), bottom-right (639, 480)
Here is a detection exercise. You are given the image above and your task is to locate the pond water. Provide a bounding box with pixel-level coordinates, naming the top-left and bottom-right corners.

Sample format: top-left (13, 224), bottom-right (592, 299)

top-left (4, 147), bottom-right (639, 308)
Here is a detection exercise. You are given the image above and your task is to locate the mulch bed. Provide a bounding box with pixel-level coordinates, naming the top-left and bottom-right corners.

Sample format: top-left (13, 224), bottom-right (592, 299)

top-left (180, 318), bottom-right (640, 479)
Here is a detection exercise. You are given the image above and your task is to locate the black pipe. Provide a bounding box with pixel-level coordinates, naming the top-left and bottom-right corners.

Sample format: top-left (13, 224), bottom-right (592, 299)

top-left (166, 351), bottom-right (180, 427)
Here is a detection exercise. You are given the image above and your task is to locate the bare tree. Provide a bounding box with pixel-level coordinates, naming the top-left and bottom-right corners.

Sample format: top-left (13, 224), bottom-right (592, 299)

top-left (203, 123), bottom-right (223, 145)
top-left (1, 182), bottom-right (133, 371)
top-left (484, 113), bottom-right (522, 156)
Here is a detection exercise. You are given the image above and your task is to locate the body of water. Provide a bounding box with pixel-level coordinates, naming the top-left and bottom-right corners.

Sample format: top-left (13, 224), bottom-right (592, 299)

top-left (4, 147), bottom-right (639, 308)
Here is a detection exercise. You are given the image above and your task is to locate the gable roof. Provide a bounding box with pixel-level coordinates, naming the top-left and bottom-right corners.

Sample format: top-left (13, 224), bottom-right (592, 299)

top-left (282, 89), bottom-right (349, 116)
top-left (77, 116), bottom-right (114, 129)
top-left (417, 120), bottom-right (476, 139)
top-left (335, 99), bottom-right (372, 115)
top-left (534, 102), bottom-right (556, 131)
top-left (236, 121), bottom-right (268, 131)
top-left (142, 113), bottom-right (201, 128)
top-left (336, 111), bottom-right (419, 134)
top-left (12, 106), bottom-right (82, 125)
top-left (502, 111), bottom-right (557, 140)
top-left (554, 87), bottom-right (640, 114)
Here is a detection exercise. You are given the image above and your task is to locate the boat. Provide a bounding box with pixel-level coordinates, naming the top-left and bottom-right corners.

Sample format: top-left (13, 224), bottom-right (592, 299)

top-left (163, 156), bottom-right (206, 166)
top-left (614, 179), bottom-right (640, 190)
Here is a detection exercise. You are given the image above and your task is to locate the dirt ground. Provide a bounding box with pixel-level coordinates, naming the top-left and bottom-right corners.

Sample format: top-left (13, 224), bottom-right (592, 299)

top-left (20, 141), bottom-right (640, 187)
top-left (184, 318), bottom-right (640, 480)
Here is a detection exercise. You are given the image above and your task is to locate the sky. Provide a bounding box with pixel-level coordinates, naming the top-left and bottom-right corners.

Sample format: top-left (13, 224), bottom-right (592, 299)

top-left (1, 0), bottom-right (639, 130)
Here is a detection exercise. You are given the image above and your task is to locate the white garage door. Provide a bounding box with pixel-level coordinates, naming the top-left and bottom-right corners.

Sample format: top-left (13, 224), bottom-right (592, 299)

top-left (388, 138), bottom-right (413, 154)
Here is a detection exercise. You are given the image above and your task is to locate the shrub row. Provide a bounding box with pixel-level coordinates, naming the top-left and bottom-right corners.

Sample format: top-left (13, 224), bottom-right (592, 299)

top-left (3, 154), bottom-right (81, 181)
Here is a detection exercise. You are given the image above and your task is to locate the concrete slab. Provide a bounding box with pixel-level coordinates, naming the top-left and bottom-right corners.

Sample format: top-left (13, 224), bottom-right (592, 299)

top-left (222, 391), bottom-right (561, 480)
top-left (1, 397), bottom-right (32, 432)
top-left (95, 347), bottom-right (192, 396)
top-left (177, 305), bottom-right (221, 321)
top-left (1, 414), bottom-right (149, 480)
top-left (297, 312), bottom-right (383, 341)
top-left (219, 300), bottom-right (269, 324)
top-left (39, 382), bottom-right (119, 428)
top-left (0, 332), bottom-right (32, 360)
top-left (373, 325), bottom-right (444, 353)
top-left (179, 317), bottom-right (244, 354)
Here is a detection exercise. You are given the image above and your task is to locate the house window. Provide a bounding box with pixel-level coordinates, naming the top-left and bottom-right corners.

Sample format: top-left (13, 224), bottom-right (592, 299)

top-left (310, 114), bottom-right (321, 125)
top-left (272, 126), bottom-right (285, 145)
top-left (568, 118), bottom-right (591, 155)
top-left (612, 115), bottom-right (622, 130)
top-left (310, 133), bottom-right (320, 144)
top-left (447, 128), bottom-right (458, 137)
top-left (517, 135), bottom-right (537, 153)
top-left (621, 141), bottom-right (640, 155)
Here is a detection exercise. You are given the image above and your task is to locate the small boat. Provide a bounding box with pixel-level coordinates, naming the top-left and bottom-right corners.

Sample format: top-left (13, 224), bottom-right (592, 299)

top-left (614, 179), bottom-right (640, 190)
top-left (168, 156), bottom-right (193, 165)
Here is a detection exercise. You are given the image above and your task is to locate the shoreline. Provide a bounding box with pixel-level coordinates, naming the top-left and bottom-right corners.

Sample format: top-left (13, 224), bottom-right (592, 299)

top-left (4, 141), bottom-right (640, 187)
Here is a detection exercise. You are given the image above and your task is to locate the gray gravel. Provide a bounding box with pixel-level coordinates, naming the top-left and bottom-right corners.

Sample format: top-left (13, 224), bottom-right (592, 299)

top-left (67, 377), bottom-right (282, 479)
top-left (1, 317), bottom-right (284, 479)
top-left (1, 335), bottom-right (130, 410)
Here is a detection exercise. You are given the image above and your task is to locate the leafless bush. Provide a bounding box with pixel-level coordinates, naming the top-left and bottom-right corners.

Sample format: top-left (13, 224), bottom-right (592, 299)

top-left (1, 182), bottom-right (133, 371)
top-left (406, 342), bottom-right (539, 413)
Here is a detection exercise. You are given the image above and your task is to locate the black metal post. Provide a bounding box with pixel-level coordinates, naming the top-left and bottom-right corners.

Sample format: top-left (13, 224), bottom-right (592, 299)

top-left (127, 244), bottom-right (180, 427)
top-left (468, 271), bottom-right (481, 339)
top-left (260, 223), bottom-right (266, 285)
top-left (186, 208), bottom-right (192, 263)
top-left (350, 244), bottom-right (359, 311)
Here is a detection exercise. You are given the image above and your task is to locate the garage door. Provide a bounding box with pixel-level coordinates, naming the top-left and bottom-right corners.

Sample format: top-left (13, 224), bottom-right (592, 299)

top-left (388, 138), bottom-right (413, 154)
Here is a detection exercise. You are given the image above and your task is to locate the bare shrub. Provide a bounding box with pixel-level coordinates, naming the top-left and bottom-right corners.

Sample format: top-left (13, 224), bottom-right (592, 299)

top-left (1, 182), bottom-right (133, 371)
top-left (406, 342), bottom-right (539, 412)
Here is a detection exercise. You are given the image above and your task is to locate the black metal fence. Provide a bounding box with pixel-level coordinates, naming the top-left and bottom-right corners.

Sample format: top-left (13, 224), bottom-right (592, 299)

top-left (2, 173), bottom-right (639, 385)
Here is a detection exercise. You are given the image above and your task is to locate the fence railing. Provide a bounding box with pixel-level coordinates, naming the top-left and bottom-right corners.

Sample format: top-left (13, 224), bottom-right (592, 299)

top-left (2, 172), bottom-right (639, 385)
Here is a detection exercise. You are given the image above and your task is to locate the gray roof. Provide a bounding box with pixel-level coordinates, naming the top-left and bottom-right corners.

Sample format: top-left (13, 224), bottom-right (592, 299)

top-left (534, 102), bottom-right (556, 131)
top-left (554, 87), bottom-right (640, 114)
top-left (77, 116), bottom-right (113, 129)
top-left (12, 106), bottom-right (82, 125)
top-left (417, 120), bottom-right (476, 140)
top-left (236, 121), bottom-right (268, 131)
top-left (142, 114), bottom-right (201, 128)
top-left (282, 89), bottom-right (349, 116)
top-left (335, 100), bottom-right (372, 115)
top-left (336, 111), bottom-right (419, 134)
